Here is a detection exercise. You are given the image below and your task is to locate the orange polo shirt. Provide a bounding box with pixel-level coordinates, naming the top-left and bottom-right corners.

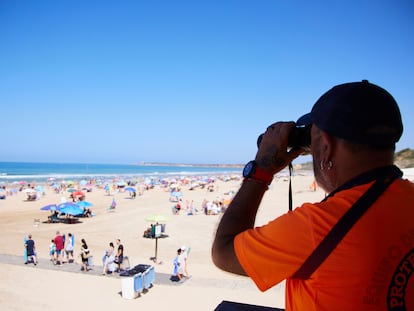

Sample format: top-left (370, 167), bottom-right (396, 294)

top-left (235, 175), bottom-right (414, 311)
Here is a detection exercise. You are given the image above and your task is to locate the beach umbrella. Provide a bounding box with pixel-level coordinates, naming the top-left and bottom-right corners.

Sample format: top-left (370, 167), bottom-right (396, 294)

top-left (170, 191), bottom-right (182, 198)
top-left (82, 184), bottom-right (93, 190)
top-left (58, 202), bottom-right (84, 216)
top-left (76, 201), bottom-right (93, 208)
top-left (64, 180), bottom-right (75, 187)
top-left (125, 187), bottom-right (136, 192)
top-left (145, 214), bottom-right (169, 223)
top-left (23, 188), bottom-right (36, 193)
top-left (67, 188), bottom-right (77, 193)
top-left (40, 204), bottom-right (60, 211)
top-left (169, 183), bottom-right (179, 189)
top-left (73, 190), bottom-right (85, 197)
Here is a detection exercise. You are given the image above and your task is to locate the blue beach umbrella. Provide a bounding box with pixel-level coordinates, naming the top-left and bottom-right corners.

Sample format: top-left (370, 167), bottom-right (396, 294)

top-left (170, 191), bottom-right (182, 198)
top-left (125, 187), bottom-right (136, 192)
top-left (40, 204), bottom-right (60, 211)
top-left (76, 201), bottom-right (93, 208)
top-left (58, 202), bottom-right (84, 216)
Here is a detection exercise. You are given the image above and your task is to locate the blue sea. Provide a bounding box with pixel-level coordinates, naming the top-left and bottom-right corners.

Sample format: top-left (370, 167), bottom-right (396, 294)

top-left (0, 162), bottom-right (241, 182)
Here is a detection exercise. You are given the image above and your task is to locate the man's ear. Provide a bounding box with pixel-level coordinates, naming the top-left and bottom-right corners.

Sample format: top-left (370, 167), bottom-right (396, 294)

top-left (319, 130), bottom-right (336, 160)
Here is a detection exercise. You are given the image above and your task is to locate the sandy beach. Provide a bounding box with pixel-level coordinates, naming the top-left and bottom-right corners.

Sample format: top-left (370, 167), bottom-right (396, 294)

top-left (1, 168), bottom-right (413, 310)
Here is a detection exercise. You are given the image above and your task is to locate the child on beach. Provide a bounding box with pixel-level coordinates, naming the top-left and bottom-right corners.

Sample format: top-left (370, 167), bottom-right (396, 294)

top-left (170, 248), bottom-right (182, 282)
top-left (49, 239), bottom-right (56, 263)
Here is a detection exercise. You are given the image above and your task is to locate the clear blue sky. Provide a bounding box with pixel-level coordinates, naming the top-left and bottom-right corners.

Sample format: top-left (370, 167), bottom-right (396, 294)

top-left (1, 0), bottom-right (413, 165)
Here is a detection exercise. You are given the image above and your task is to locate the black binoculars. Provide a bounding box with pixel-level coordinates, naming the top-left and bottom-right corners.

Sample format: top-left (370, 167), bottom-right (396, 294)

top-left (257, 124), bottom-right (311, 152)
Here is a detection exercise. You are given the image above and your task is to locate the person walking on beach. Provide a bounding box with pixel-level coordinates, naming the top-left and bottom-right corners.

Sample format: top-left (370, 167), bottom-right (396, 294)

top-left (80, 238), bottom-right (90, 272)
top-left (24, 234), bottom-right (37, 265)
top-left (102, 242), bottom-right (116, 275)
top-left (65, 233), bottom-right (74, 263)
top-left (170, 248), bottom-right (183, 282)
top-left (54, 230), bottom-right (64, 265)
top-left (179, 245), bottom-right (189, 277)
top-left (212, 80), bottom-right (414, 310)
top-left (114, 238), bottom-right (124, 272)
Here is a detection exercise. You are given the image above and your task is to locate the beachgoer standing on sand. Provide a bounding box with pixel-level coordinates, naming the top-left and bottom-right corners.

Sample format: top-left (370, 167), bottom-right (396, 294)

top-left (54, 230), bottom-right (64, 265)
top-left (80, 238), bottom-right (90, 272)
top-left (65, 232), bottom-right (74, 263)
top-left (102, 242), bottom-right (116, 275)
top-left (170, 248), bottom-right (182, 282)
top-left (25, 234), bottom-right (37, 265)
top-left (49, 239), bottom-right (56, 263)
top-left (114, 238), bottom-right (124, 272)
top-left (179, 245), bottom-right (189, 277)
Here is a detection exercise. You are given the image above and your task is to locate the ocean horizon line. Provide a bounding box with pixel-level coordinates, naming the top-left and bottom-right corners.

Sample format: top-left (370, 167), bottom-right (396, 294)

top-left (0, 161), bottom-right (243, 182)
top-left (0, 160), bottom-right (243, 168)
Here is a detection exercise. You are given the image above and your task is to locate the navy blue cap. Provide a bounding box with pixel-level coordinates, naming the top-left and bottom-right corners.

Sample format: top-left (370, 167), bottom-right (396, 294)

top-left (297, 80), bottom-right (403, 149)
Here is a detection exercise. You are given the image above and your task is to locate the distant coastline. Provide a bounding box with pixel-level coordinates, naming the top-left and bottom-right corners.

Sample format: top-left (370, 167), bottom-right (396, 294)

top-left (137, 162), bottom-right (244, 168)
top-left (139, 147), bottom-right (412, 170)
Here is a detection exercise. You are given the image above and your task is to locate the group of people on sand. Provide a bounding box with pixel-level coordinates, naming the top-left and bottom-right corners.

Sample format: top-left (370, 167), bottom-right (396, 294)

top-left (201, 198), bottom-right (228, 215)
top-left (48, 231), bottom-right (75, 265)
top-left (50, 235), bottom-right (126, 274)
top-left (171, 198), bottom-right (230, 216)
top-left (102, 238), bottom-right (124, 275)
top-left (24, 230), bottom-right (75, 266)
top-left (24, 231), bottom-right (127, 274)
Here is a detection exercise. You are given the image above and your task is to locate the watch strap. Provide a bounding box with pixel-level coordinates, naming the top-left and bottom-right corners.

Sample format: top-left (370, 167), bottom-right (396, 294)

top-left (249, 165), bottom-right (273, 185)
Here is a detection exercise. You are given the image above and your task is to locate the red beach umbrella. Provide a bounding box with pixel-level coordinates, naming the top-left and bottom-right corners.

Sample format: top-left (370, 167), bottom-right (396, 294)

top-left (73, 191), bottom-right (85, 197)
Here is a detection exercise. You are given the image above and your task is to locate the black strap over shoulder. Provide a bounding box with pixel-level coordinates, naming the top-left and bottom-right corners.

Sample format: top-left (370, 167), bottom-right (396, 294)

top-left (292, 166), bottom-right (401, 279)
top-left (288, 163), bottom-right (294, 211)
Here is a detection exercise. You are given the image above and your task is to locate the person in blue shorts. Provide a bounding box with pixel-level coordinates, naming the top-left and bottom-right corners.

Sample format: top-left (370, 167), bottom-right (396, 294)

top-left (25, 234), bottom-right (38, 265)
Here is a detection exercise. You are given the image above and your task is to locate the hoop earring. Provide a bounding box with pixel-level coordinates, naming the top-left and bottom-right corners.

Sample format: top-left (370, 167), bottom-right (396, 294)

top-left (320, 160), bottom-right (325, 171)
top-left (327, 160), bottom-right (333, 170)
top-left (320, 160), bottom-right (333, 171)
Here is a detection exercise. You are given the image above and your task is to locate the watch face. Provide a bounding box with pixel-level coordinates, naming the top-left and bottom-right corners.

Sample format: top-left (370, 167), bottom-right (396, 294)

top-left (243, 161), bottom-right (256, 178)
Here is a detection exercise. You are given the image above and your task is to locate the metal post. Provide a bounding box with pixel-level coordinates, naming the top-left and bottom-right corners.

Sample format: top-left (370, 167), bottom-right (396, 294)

top-left (154, 237), bottom-right (158, 262)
